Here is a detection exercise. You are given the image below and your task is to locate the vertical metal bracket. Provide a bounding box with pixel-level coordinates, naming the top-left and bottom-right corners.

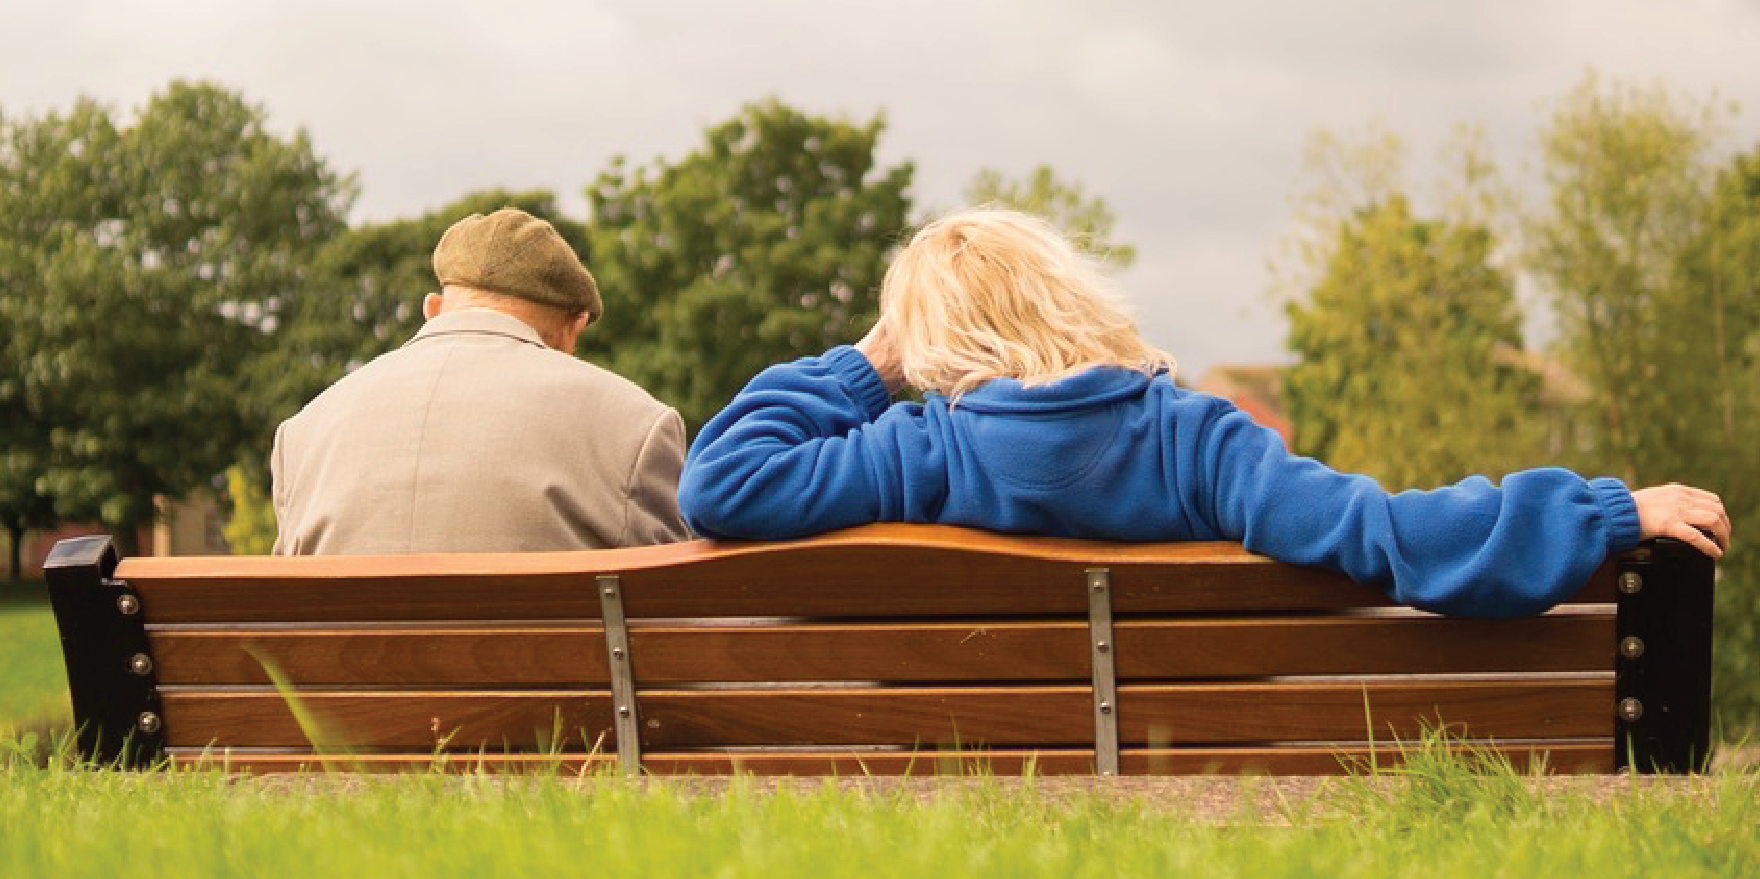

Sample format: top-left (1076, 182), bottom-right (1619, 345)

top-left (1614, 538), bottom-right (1715, 773)
top-left (43, 536), bottom-right (165, 768)
top-left (596, 574), bottom-right (642, 776)
top-left (1086, 567), bottom-right (1120, 776)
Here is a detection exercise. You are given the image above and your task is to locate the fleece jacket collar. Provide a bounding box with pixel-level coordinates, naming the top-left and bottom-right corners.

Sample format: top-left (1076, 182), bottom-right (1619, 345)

top-left (939, 368), bottom-right (1157, 415)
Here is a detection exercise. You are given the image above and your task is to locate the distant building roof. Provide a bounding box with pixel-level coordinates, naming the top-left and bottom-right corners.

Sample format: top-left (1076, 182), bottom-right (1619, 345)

top-left (1490, 342), bottom-right (1592, 406)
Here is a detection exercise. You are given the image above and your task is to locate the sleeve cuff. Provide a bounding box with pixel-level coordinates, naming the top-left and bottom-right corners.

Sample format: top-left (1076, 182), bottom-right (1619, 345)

top-left (1589, 477), bottom-right (1642, 551)
top-left (823, 345), bottom-right (894, 420)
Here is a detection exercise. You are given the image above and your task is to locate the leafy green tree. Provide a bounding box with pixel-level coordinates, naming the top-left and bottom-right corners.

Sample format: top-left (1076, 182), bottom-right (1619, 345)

top-left (0, 83), bottom-right (352, 554)
top-left (1703, 148), bottom-right (1760, 734)
top-left (1281, 128), bottom-right (1543, 490)
top-left (1529, 76), bottom-right (1760, 731)
top-left (219, 465), bottom-right (276, 554)
top-left (1285, 195), bottom-right (1544, 489)
top-left (1528, 76), bottom-right (1731, 485)
top-left (963, 165), bottom-right (1136, 268)
top-left (584, 99), bottom-right (915, 428)
top-left (0, 409), bottom-right (57, 579)
top-left (1667, 144), bottom-right (1760, 732)
top-left (0, 99), bottom-right (119, 571)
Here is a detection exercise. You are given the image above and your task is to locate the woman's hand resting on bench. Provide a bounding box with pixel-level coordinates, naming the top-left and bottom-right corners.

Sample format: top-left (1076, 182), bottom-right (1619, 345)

top-left (1634, 483), bottom-right (1731, 558)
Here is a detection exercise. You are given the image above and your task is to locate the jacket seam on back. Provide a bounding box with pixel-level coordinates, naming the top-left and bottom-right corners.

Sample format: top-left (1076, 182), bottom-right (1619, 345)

top-left (616, 409), bottom-right (667, 546)
top-left (403, 344), bottom-right (460, 552)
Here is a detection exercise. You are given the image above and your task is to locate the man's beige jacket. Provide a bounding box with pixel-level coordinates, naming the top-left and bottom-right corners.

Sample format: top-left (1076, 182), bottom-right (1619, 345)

top-left (271, 309), bottom-right (690, 554)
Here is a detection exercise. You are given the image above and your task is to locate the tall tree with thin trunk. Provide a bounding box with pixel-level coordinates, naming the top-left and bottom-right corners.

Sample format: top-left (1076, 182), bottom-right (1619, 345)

top-left (1527, 75), bottom-right (1730, 485)
top-left (1528, 75), bottom-right (1760, 730)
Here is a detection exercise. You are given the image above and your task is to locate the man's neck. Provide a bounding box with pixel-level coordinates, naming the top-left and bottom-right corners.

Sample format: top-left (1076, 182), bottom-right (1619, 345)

top-left (439, 290), bottom-right (571, 350)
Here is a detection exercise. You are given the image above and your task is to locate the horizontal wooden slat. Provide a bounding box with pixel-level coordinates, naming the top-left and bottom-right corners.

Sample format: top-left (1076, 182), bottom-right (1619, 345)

top-left (148, 612), bottom-right (1615, 686)
top-left (165, 742), bottom-right (1616, 776)
top-left (115, 525), bottom-right (1620, 623)
top-left (158, 691), bottom-right (618, 750)
top-left (634, 680), bottom-right (1611, 747)
top-left (636, 686), bottom-right (1094, 747)
top-left (1119, 680), bottom-right (1613, 743)
top-left (627, 614), bottom-right (1616, 683)
top-left (157, 679), bottom-right (1612, 751)
top-left (1115, 613), bottom-right (1616, 678)
top-left (149, 627), bottom-right (612, 685)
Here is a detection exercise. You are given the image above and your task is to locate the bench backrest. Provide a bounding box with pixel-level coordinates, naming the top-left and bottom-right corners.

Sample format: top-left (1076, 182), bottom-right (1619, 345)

top-left (44, 525), bottom-right (1714, 775)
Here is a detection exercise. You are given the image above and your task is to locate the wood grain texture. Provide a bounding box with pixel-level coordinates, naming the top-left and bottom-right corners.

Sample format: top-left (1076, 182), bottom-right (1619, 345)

top-left (149, 627), bottom-right (610, 685)
top-left (149, 612), bottom-right (1611, 686)
top-left (1117, 612), bottom-right (1615, 678)
top-left (631, 679), bottom-right (1611, 748)
top-left (115, 525), bottom-right (1620, 623)
top-left (152, 678), bottom-right (1613, 753)
top-left (1117, 679), bottom-right (1613, 743)
top-left (164, 742), bottom-right (1615, 776)
top-left (158, 691), bottom-right (618, 751)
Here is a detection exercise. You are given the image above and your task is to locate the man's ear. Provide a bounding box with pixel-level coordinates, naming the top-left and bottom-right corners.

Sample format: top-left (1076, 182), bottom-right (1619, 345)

top-left (421, 293), bottom-right (445, 320)
top-left (556, 311), bottom-right (593, 352)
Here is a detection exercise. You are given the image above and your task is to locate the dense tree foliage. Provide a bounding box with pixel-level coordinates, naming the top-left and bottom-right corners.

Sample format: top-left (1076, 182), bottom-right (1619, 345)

top-left (583, 99), bottom-right (914, 428)
top-left (1529, 77), bottom-right (1737, 485)
top-left (1286, 195), bottom-right (1544, 490)
top-left (0, 83), bottom-right (351, 553)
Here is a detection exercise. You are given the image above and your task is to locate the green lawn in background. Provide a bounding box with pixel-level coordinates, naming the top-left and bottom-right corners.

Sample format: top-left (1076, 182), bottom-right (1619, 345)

top-left (0, 581), bottom-right (69, 733)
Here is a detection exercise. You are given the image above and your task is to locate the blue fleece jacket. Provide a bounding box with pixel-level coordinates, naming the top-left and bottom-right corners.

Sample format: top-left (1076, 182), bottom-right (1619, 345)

top-left (679, 346), bottom-right (1643, 617)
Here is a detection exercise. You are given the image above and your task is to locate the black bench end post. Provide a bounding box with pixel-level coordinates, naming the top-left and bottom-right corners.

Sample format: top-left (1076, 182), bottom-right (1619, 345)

top-left (1614, 537), bottom-right (1715, 773)
top-left (43, 536), bottom-right (165, 769)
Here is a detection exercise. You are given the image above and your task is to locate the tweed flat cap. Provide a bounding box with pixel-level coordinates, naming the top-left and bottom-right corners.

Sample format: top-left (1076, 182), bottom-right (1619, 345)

top-left (432, 208), bottom-right (602, 321)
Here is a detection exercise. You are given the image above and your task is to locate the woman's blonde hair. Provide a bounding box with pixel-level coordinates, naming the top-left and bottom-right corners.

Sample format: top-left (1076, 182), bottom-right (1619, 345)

top-left (881, 208), bottom-right (1175, 398)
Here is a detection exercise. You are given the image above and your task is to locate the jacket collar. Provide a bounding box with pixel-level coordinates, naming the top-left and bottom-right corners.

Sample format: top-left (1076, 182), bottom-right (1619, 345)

top-left (936, 368), bottom-right (1157, 415)
top-left (405, 309), bottom-right (550, 351)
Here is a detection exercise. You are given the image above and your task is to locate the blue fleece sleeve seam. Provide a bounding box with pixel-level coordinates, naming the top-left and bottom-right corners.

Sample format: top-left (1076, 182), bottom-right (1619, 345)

top-left (823, 345), bottom-right (893, 420)
top-left (1588, 477), bottom-right (1642, 552)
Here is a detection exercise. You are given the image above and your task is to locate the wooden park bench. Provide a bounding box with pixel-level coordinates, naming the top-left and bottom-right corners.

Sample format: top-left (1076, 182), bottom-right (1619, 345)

top-left (44, 525), bottom-right (1714, 775)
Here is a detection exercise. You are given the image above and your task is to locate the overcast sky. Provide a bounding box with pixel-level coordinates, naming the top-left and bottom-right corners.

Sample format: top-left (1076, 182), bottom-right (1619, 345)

top-left (4, 0), bottom-right (1758, 380)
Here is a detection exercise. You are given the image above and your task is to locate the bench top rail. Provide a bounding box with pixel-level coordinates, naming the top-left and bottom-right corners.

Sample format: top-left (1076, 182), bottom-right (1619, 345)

top-left (111, 524), bottom-right (1616, 623)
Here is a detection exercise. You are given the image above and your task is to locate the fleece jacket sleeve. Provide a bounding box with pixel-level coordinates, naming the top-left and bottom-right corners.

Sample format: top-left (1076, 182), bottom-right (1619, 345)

top-left (680, 346), bottom-right (904, 539)
top-left (1185, 399), bottom-right (1644, 617)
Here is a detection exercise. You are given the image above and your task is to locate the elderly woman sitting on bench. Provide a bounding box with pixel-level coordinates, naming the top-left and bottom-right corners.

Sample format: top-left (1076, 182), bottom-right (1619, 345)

top-left (678, 208), bottom-right (1729, 617)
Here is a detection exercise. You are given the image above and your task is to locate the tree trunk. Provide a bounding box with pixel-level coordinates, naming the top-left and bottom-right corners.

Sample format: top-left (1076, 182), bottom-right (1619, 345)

top-left (112, 519), bottom-right (142, 559)
top-left (6, 522), bottom-right (21, 582)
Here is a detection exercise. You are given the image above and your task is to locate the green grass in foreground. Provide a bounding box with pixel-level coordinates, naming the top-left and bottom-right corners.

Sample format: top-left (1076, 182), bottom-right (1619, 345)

top-left (1, 737), bottom-right (1757, 879)
top-left (0, 583), bottom-right (68, 733)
